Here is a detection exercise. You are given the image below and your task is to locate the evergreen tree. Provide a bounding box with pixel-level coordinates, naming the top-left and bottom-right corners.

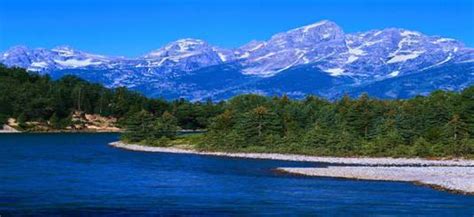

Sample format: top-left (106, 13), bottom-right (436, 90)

top-left (49, 112), bottom-right (61, 129)
top-left (460, 86), bottom-right (474, 137)
top-left (444, 114), bottom-right (469, 141)
top-left (303, 124), bottom-right (330, 152)
top-left (411, 137), bottom-right (431, 157)
top-left (209, 110), bottom-right (235, 132)
top-left (348, 93), bottom-right (375, 139)
top-left (0, 114), bottom-right (7, 128)
top-left (153, 111), bottom-right (178, 139)
top-left (237, 106), bottom-right (281, 146)
top-left (121, 110), bottom-right (155, 142)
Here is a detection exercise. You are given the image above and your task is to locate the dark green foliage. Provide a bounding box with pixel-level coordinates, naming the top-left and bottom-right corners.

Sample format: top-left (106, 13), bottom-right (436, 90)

top-left (153, 111), bottom-right (178, 139)
top-left (201, 88), bottom-right (474, 158)
top-left (302, 124), bottom-right (331, 153)
top-left (0, 65), bottom-right (222, 132)
top-left (121, 110), bottom-right (155, 142)
top-left (460, 86), bottom-right (474, 136)
top-left (411, 137), bottom-right (432, 157)
top-left (0, 113), bottom-right (7, 128)
top-left (121, 110), bottom-right (178, 145)
top-left (0, 66), bottom-right (150, 126)
top-left (236, 106), bottom-right (282, 146)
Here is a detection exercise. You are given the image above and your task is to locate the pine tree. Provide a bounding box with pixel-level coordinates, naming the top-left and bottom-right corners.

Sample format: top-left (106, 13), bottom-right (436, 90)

top-left (153, 111), bottom-right (178, 139)
top-left (209, 110), bottom-right (235, 132)
top-left (411, 137), bottom-right (431, 157)
top-left (49, 112), bottom-right (61, 129)
top-left (348, 93), bottom-right (375, 139)
top-left (0, 114), bottom-right (7, 129)
top-left (237, 106), bottom-right (281, 146)
top-left (443, 114), bottom-right (469, 141)
top-left (121, 110), bottom-right (155, 142)
top-left (303, 124), bottom-right (329, 151)
top-left (460, 86), bottom-right (474, 137)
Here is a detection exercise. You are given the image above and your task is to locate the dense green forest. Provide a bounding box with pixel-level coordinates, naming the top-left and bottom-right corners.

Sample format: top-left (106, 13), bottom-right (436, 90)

top-left (123, 86), bottom-right (474, 158)
top-left (0, 65), bottom-right (223, 130)
top-left (197, 91), bottom-right (473, 158)
top-left (1, 65), bottom-right (473, 157)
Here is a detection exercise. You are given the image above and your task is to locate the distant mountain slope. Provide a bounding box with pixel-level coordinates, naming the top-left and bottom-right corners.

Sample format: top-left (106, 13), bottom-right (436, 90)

top-left (344, 62), bottom-right (474, 99)
top-left (1, 20), bottom-right (473, 100)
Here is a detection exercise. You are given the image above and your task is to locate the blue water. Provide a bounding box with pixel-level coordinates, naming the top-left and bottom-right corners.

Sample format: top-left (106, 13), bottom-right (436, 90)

top-left (0, 133), bottom-right (473, 216)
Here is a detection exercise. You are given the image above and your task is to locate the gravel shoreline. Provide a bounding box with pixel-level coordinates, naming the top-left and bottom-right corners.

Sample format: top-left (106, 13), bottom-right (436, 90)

top-left (277, 167), bottom-right (474, 195)
top-left (109, 141), bottom-right (474, 194)
top-left (109, 141), bottom-right (474, 166)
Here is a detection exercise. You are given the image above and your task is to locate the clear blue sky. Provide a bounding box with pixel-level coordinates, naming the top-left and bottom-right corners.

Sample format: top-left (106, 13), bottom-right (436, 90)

top-left (0, 0), bottom-right (473, 57)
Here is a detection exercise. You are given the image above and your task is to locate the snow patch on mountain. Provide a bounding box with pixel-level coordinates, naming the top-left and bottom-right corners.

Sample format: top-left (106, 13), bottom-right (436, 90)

top-left (387, 51), bottom-right (425, 64)
top-left (434, 38), bottom-right (455, 44)
top-left (389, 70), bottom-right (400, 77)
top-left (254, 52), bottom-right (276, 61)
top-left (348, 47), bottom-right (365, 55)
top-left (324, 68), bottom-right (345, 76)
top-left (400, 30), bottom-right (421, 37)
top-left (54, 59), bottom-right (103, 67)
top-left (30, 61), bottom-right (48, 68)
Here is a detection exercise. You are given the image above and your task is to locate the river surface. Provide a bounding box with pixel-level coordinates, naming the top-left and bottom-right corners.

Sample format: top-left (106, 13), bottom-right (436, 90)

top-left (1, 133), bottom-right (473, 216)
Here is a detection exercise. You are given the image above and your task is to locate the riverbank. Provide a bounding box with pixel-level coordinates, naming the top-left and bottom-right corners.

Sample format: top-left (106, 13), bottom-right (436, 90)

top-left (0, 129), bottom-right (123, 133)
top-left (109, 141), bottom-right (474, 166)
top-left (0, 125), bottom-right (122, 133)
top-left (109, 141), bottom-right (474, 194)
top-left (0, 113), bottom-right (122, 133)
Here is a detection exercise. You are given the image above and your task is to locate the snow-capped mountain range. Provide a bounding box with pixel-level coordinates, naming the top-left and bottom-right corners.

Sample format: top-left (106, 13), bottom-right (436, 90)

top-left (1, 20), bottom-right (473, 100)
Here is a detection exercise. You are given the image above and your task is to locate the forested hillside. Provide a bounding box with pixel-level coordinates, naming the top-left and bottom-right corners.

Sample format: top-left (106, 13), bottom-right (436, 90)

top-left (0, 65), bottom-right (223, 131)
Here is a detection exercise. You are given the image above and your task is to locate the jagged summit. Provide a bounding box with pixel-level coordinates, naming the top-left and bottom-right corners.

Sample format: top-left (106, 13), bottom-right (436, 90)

top-left (144, 38), bottom-right (208, 58)
top-left (283, 20), bottom-right (339, 35)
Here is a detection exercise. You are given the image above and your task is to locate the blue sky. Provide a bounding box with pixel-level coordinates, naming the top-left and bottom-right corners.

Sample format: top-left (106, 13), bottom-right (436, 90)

top-left (0, 0), bottom-right (473, 57)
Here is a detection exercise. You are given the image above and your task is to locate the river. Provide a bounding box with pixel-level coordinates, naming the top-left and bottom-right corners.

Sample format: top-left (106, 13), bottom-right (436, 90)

top-left (1, 133), bottom-right (473, 216)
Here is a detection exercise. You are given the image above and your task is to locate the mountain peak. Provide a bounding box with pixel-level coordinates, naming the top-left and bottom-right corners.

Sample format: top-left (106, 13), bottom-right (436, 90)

top-left (51, 45), bottom-right (79, 57)
top-left (144, 38), bottom-right (211, 58)
top-left (52, 45), bottom-right (75, 51)
top-left (167, 38), bottom-right (208, 50)
top-left (271, 19), bottom-right (344, 43)
top-left (1, 45), bottom-right (30, 60)
top-left (289, 20), bottom-right (336, 33)
top-left (174, 38), bottom-right (206, 45)
top-left (3, 45), bottom-right (30, 53)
